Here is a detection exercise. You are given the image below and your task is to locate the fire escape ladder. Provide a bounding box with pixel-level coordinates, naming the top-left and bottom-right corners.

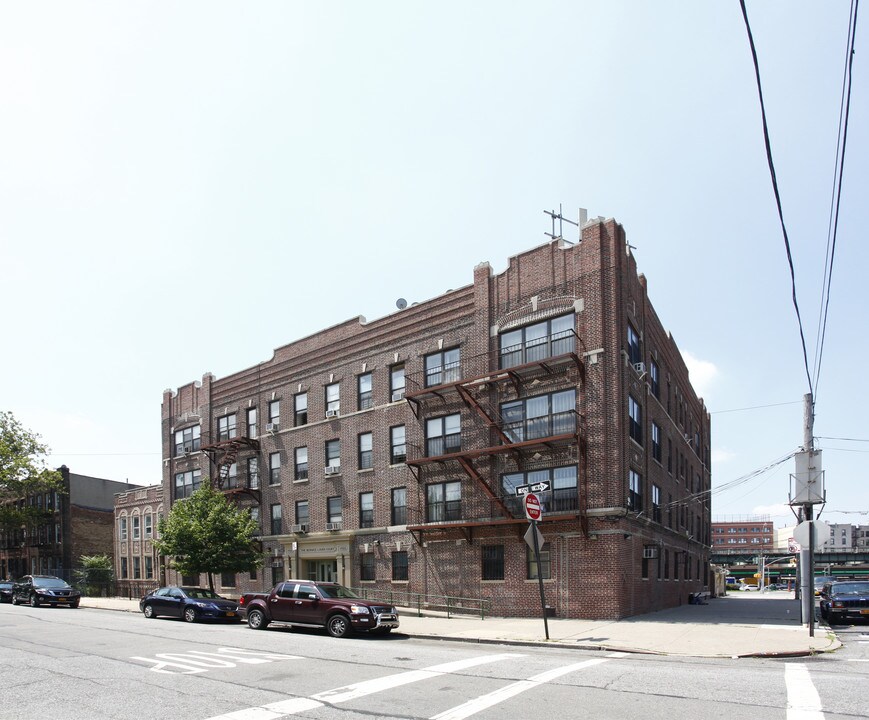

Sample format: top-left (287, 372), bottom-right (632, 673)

top-left (456, 456), bottom-right (512, 519)
top-left (455, 384), bottom-right (513, 447)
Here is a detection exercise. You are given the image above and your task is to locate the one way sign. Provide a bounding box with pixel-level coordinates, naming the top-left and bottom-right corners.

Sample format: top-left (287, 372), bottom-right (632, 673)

top-left (515, 481), bottom-right (551, 496)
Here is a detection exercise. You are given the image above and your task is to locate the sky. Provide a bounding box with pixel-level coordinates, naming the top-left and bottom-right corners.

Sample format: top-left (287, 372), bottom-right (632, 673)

top-left (1, 2), bottom-right (866, 530)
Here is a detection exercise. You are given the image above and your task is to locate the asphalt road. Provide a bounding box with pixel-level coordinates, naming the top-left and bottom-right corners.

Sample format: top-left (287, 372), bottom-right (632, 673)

top-left (0, 604), bottom-right (866, 720)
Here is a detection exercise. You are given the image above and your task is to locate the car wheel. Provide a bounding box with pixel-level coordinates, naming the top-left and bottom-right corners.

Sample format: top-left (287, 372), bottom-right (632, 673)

top-left (69, 601), bottom-right (79, 609)
top-left (247, 609), bottom-right (269, 630)
top-left (29, 594), bottom-right (40, 608)
top-left (183, 606), bottom-right (197, 623)
top-left (11, 595), bottom-right (19, 606)
top-left (143, 604), bottom-right (156, 619)
top-left (327, 614), bottom-right (352, 638)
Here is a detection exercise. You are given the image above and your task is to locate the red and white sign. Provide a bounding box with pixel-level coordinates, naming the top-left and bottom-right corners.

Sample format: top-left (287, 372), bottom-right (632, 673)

top-left (524, 493), bottom-right (542, 521)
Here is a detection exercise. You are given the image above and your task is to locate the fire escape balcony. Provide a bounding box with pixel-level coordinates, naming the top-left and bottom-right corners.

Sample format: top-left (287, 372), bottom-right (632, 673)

top-left (199, 433), bottom-right (261, 501)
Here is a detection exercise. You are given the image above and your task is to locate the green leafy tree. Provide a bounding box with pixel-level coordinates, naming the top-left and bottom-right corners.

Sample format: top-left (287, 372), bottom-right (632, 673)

top-left (76, 554), bottom-right (114, 596)
top-left (0, 411), bottom-right (64, 532)
top-left (155, 484), bottom-right (264, 591)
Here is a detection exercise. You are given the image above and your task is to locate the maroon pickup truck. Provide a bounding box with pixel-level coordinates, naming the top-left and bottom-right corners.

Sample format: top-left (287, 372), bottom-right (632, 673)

top-left (239, 580), bottom-right (400, 638)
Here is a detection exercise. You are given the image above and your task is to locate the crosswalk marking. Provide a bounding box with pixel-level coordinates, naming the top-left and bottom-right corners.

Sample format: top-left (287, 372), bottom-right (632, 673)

top-left (430, 658), bottom-right (611, 720)
top-left (785, 663), bottom-right (824, 720)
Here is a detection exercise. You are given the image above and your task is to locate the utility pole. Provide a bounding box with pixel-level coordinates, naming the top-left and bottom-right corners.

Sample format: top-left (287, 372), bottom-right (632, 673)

top-left (795, 393), bottom-right (819, 637)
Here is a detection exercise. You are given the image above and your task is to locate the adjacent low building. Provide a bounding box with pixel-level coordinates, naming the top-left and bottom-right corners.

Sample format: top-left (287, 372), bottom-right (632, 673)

top-left (113, 483), bottom-right (164, 595)
top-left (161, 215), bottom-right (711, 619)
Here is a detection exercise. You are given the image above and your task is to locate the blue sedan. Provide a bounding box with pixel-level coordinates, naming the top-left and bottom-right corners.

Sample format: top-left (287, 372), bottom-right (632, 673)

top-left (139, 586), bottom-right (242, 623)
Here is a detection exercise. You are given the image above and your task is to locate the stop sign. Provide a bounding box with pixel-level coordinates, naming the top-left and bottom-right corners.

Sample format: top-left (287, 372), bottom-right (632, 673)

top-left (524, 493), bottom-right (542, 521)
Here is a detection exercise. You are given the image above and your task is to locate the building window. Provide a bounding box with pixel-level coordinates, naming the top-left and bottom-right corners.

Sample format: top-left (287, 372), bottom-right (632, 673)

top-left (294, 447), bottom-right (308, 481)
top-left (325, 382), bottom-right (340, 415)
top-left (217, 414), bottom-right (237, 441)
top-left (250, 507), bottom-right (260, 534)
top-left (268, 400), bottom-right (280, 428)
top-left (327, 496), bottom-right (343, 524)
top-left (482, 545), bottom-right (504, 581)
top-left (360, 552), bottom-right (375, 581)
top-left (174, 469), bottom-right (202, 499)
top-left (131, 515), bottom-right (141, 541)
top-left (325, 439), bottom-right (341, 470)
top-left (359, 492), bottom-right (374, 528)
top-left (248, 457), bottom-right (260, 489)
top-left (272, 563), bottom-right (284, 586)
top-left (426, 413), bottom-right (461, 456)
top-left (270, 504), bottom-right (282, 535)
top-left (247, 407), bottom-right (257, 438)
top-left (390, 425), bottom-right (406, 464)
top-left (391, 487), bottom-right (407, 526)
top-left (650, 360), bottom-right (660, 398)
top-left (501, 390), bottom-right (575, 442)
top-left (120, 557), bottom-right (128, 579)
top-left (118, 517), bottom-right (128, 541)
top-left (499, 313), bottom-right (574, 368)
top-left (426, 481), bottom-right (461, 522)
top-left (667, 438), bottom-right (673, 473)
top-left (144, 556), bottom-right (153, 580)
top-left (392, 551), bottom-right (408, 581)
top-left (358, 373), bottom-right (373, 410)
top-left (173, 425), bottom-right (201, 456)
top-left (223, 462), bottom-right (238, 488)
top-left (652, 484), bottom-right (661, 523)
top-left (294, 392), bottom-right (308, 426)
top-left (358, 432), bottom-right (373, 470)
top-left (269, 452), bottom-right (281, 485)
top-left (501, 466), bottom-right (578, 514)
top-left (651, 422), bottom-right (662, 462)
top-left (390, 364), bottom-right (405, 402)
top-left (424, 348), bottom-right (461, 387)
top-left (221, 572), bottom-right (235, 587)
top-left (627, 323), bottom-right (642, 365)
top-left (144, 512), bottom-right (153, 539)
top-left (527, 542), bottom-right (551, 580)
top-left (295, 500), bottom-right (309, 527)
top-left (133, 557), bottom-right (141, 580)
top-left (628, 469), bottom-right (643, 512)
top-left (628, 395), bottom-right (643, 445)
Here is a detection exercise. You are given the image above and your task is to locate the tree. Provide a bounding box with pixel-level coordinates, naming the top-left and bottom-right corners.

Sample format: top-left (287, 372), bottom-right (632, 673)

top-left (76, 554), bottom-right (113, 596)
top-left (0, 411), bottom-right (64, 532)
top-left (155, 484), bottom-right (264, 591)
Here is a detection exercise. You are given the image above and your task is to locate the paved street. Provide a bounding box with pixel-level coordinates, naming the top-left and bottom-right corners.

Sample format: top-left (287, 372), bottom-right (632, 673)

top-left (1, 601), bottom-right (867, 720)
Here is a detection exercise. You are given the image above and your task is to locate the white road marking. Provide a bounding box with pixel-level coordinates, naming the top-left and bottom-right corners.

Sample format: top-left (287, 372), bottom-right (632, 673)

top-left (202, 653), bottom-right (524, 720)
top-left (131, 647), bottom-right (302, 675)
top-left (431, 658), bottom-right (611, 720)
top-left (785, 663), bottom-right (824, 720)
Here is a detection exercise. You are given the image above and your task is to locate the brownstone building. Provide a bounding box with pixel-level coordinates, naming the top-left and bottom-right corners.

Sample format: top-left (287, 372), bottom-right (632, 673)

top-left (162, 216), bottom-right (711, 619)
top-left (114, 483), bottom-right (164, 594)
top-left (0, 466), bottom-right (134, 581)
top-left (712, 517), bottom-right (774, 553)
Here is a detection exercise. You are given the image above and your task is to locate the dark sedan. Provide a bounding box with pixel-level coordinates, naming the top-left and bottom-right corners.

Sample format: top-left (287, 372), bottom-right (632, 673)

top-left (11, 575), bottom-right (80, 608)
top-left (0, 581), bottom-right (13, 603)
top-left (819, 580), bottom-right (869, 624)
top-left (139, 586), bottom-right (241, 623)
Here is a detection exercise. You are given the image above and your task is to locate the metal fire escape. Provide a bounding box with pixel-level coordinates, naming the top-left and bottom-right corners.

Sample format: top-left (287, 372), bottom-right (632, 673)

top-left (199, 433), bottom-right (261, 502)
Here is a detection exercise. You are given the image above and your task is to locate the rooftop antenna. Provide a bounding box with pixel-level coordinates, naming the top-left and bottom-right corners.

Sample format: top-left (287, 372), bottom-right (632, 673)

top-left (543, 204), bottom-right (585, 245)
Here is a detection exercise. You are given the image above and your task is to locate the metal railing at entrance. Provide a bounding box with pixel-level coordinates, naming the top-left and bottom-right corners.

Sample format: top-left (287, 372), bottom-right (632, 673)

top-left (348, 586), bottom-right (492, 620)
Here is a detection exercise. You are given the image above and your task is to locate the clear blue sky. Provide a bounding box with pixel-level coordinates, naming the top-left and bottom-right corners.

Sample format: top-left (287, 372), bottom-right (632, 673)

top-left (1, 2), bottom-right (865, 529)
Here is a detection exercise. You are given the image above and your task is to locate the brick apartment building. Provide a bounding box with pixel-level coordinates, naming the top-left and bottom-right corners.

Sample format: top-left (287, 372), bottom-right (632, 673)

top-left (712, 517), bottom-right (774, 552)
top-left (162, 216), bottom-right (712, 619)
top-left (0, 466), bottom-right (133, 580)
top-left (114, 483), bottom-right (164, 594)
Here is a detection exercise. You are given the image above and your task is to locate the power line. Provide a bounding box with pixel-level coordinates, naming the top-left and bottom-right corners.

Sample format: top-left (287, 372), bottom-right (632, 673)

top-left (710, 400), bottom-right (801, 415)
top-left (815, 436), bottom-right (869, 443)
top-left (739, 0), bottom-right (814, 398)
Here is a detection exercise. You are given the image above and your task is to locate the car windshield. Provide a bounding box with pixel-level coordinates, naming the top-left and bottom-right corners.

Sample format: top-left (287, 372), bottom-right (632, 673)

top-left (34, 577), bottom-right (70, 588)
top-left (182, 588), bottom-right (221, 600)
top-left (317, 584), bottom-right (359, 599)
top-left (831, 582), bottom-right (869, 596)
top-left (0, 582), bottom-right (12, 589)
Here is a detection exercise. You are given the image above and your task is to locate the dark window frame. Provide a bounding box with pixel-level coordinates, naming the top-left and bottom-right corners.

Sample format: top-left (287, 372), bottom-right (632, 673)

top-left (482, 545), bottom-right (505, 581)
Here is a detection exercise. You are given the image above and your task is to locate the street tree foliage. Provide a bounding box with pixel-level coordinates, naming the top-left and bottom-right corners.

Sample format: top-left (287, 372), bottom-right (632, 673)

top-left (155, 484), bottom-right (264, 591)
top-left (0, 411), bottom-right (64, 532)
top-left (76, 554), bottom-right (113, 596)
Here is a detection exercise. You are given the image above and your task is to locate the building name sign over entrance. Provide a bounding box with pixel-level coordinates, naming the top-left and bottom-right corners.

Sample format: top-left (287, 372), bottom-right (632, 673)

top-left (282, 541), bottom-right (350, 557)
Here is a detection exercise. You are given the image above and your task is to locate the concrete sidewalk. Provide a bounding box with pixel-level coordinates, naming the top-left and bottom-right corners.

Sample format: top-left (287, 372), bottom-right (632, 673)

top-left (81, 591), bottom-right (841, 659)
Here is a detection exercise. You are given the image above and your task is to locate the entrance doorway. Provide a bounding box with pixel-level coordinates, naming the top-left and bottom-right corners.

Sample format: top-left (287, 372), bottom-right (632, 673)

top-left (308, 560), bottom-right (337, 583)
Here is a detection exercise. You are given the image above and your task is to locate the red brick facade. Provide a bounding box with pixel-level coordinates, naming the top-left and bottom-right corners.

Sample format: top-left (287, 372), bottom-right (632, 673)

top-left (161, 217), bottom-right (711, 619)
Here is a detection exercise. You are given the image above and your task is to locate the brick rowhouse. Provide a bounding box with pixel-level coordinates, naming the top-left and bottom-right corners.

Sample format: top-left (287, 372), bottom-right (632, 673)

top-left (161, 216), bottom-right (711, 619)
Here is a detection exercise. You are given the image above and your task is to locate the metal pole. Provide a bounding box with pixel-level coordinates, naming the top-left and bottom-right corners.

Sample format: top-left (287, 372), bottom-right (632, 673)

top-left (804, 393), bottom-right (815, 636)
top-left (531, 519), bottom-right (550, 640)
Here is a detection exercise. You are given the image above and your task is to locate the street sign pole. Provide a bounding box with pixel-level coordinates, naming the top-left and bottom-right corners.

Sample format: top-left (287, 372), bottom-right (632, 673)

top-left (530, 518), bottom-right (549, 640)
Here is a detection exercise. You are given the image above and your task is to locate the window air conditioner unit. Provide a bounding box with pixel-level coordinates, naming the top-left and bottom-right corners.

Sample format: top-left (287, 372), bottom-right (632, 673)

top-left (183, 445), bottom-right (192, 454)
top-left (633, 362), bottom-right (646, 375)
top-left (326, 409), bottom-right (340, 418)
top-left (266, 423), bottom-right (279, 433)
top-left (642, 546), bottom-right (658, 559)
top-left (325, 522), bottom-right (342, 531)
top-left (290, 524), bottom-right (308, 534)
top-left (324, 465), bottom-right (340, 476)
top-left (391, 390), bottom-right (405, 402)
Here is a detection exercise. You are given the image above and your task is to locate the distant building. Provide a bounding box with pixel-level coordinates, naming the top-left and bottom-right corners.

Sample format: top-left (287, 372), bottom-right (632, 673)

top-left (0, 466), bottom-right (135, 580)
top-left (826, 522), bottom-right (853, 550)
top-left (161, 217), bottom-right (712, 619)
top-left (712, 517), bottom-right (774, 552)
top-left (855, 524), bottom-right (869, 549)
top-left (113, 483), bottom-right (164, 594)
